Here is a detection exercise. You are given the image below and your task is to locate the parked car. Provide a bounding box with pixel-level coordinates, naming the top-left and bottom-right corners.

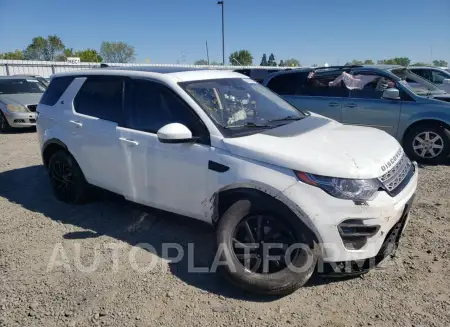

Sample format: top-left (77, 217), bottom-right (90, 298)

top-left (408, 66), bottom-right (450, 93)
top-left (14, 74), bottom-right (50, 88)
top-left (233, 68), bottom-right (288, 83)
top-left (263, 65), bottom-right (450, 164)
top-left (0, 76), bottom-right (45, 133)
top-left (37, 67), bottom-right (417, 295)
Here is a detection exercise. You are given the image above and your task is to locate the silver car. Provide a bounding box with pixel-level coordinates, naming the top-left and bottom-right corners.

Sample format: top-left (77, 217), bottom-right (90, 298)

top-left (408, 66), bottom-right (450, 93)
top-left (0, 76), bottom-right (45, 133)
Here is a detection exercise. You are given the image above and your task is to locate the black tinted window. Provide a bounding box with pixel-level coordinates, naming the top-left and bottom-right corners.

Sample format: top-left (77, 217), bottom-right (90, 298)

top-left (39, 76), bottom-right (75, 106)
top-left (266, 73), bottom-right (301, 95)
top-left (410, 69), bottom-right (430, 80)
top-left (300, 77), bottom-right (349, 97)
top-left (124, 80), bottom-right (203, 135)
top-left (74, 76), bottom-right (123, 123)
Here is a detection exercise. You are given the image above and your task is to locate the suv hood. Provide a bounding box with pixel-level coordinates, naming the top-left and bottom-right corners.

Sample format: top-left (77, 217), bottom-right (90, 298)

top-left (223, 115), bottom-right (402, 179)
top-left (0, 93), bottom-right (43, 105)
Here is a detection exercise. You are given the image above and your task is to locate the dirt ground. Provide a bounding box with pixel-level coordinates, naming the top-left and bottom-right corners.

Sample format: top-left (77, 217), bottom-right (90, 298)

top-left (0, 130), bottom-right (449, 327)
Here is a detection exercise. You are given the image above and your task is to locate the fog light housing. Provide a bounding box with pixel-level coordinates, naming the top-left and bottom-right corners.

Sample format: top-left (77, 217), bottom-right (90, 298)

top-left (338, 220), bottom-right (380, 250)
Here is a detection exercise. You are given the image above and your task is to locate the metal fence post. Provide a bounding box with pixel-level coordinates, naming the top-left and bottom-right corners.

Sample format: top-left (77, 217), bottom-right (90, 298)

top-left (51, 64), bottom-right (55, 74)
top-left (5, 64), bottom-right (10, 76)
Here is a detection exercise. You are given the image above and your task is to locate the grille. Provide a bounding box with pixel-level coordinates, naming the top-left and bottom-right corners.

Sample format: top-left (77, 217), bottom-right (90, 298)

top-left (378, 152), bottom-right (412, 194)
top-left (27, 105), bottom-right (37, 112)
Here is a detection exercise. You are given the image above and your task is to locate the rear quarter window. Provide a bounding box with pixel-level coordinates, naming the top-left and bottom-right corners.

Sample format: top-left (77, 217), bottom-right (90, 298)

top-left (39, 76), bottom-right (75, 106)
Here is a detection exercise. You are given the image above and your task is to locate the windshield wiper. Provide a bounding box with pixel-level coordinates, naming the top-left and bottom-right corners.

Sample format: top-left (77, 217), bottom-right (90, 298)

top-left (268, 115), bottom-right (303, 122)
top-left (225, 122), bottom-right (274, 128)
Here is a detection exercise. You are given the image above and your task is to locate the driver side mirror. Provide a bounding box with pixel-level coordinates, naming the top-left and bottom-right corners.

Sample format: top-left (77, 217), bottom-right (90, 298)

top-left (157, 123), bottom-right (199, 144)
top-left (443, 79), bottom-right (450, 84)
top-left (382, 88), bottom-right (400, 100)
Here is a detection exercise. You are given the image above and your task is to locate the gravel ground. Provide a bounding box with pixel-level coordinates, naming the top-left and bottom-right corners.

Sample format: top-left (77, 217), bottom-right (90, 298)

top-left (0, 130), bottom-right (449, 327)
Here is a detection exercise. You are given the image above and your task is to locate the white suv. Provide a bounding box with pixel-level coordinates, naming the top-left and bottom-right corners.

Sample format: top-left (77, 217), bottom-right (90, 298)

top-left (37, 67), bottom-right (418, 295)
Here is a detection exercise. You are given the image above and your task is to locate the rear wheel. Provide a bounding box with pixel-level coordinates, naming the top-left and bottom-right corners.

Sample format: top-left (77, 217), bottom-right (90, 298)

top-left (0, 111), bottom-right (12, 133)
top-left (404, 123), bottom-right (450, 164)
top-left (48, 150), bottom-right (88, 203)
top-left (216, 196), bottom-right (316, 296)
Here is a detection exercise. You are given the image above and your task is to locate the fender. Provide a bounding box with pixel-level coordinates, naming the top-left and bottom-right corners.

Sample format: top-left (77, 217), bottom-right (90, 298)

top-left (41, 138), bottom-right (68, 167)
top-left (208, 180), bottom-right (322, 244)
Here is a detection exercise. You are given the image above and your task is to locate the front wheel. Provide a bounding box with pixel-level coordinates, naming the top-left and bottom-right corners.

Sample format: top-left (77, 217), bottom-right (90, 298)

top-left (403, 123), bottom-right (450, 164)
top-left (0, 111), bottom-right (12, 133)
top-left (216, 197), bottom-right (317, 296)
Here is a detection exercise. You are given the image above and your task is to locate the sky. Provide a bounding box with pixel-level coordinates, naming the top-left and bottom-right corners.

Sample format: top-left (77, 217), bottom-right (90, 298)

top-left (1, 0), bottom-right (449, 66)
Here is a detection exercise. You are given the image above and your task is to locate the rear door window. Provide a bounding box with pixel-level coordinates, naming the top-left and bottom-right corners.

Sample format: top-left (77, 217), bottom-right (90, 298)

top-left (124, 79), bottom-right (205, 136)
top-left (266, 73), bottom-right (302, 95)
top-left (73, 76), bottom-right (123, 123)
top-left (39, 76), bottom-right (75, 106)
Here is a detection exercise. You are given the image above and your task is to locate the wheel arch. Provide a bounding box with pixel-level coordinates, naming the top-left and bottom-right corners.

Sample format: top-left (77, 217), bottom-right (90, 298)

top-left (42, 138), bottom-right (69, 168)
top-left (212, 182), bottom-right (321, 244)
top-left (402, 118), bottom-right (450, 146)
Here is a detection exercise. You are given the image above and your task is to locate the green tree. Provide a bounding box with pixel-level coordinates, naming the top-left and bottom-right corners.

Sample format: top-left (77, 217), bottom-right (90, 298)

top-left (76, 49), bottom-right (102, 62)
top-left (433, 60), bottom-right (448, 67)
top-left (23, 35), bottom-right (65, 61)
top-left (267, 53), bottom-right (277, 66)
top-left (279, 60), bottom-right (285, 67)
top-left (100, 41), bottom-right (135, 63)
top-left (346, 60), bottom-right (364, 65)
top-left (260, 53), bottom-right (268, 66)
top-left (411, 62), bottom-right (429, 66)
top-left (284, 58), bottom-right (300, 67)
top-left (229, 50), bottom-right (253, 66)
top-left (381, 57), bottom-right (411, 66)
top-left (209, 61), bottom-right (221, 65)
top-left (393, 57), bottom-right (410, 66)
top-left (194, 59), bottom-right (208, 65)
top-left (364, 59), bottom-right (374, 65)
top-left (0, 50), bottom-right (24, 60)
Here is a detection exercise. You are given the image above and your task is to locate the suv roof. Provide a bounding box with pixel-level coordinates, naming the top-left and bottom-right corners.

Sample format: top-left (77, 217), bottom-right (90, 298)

top-left (51, 67), bottom-right (247, 83)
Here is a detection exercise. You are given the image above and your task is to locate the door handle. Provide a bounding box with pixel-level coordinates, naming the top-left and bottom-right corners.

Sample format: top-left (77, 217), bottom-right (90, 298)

top-left (328, 102), bottom-right (340, 107)
top-left (119, 137), bottom-right (139, 146)
top-left (344, 103), bottom-right (357, 108)
top-left (69, 120), bottom-right (83, 128)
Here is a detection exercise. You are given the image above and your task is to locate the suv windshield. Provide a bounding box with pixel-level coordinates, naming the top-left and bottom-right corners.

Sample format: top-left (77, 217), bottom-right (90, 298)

top-left (180, 78), bottom-right (307, 129)
top-left (391, 69), bottom-right (446, 96)
top-left (0, 79), bottom-right (46, 94)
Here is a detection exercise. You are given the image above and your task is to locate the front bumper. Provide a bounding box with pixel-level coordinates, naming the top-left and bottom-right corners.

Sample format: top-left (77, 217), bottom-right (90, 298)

top-left (282, 162), bottom-right (418, 264)
top-left (3, 111), bottom-right (36, 128)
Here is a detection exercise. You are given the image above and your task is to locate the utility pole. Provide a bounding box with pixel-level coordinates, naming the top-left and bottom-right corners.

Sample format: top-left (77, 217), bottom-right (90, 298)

top-left (206, 40), bottom-right (210, 65)
top-left (217, 1), bottom-right (225, 65)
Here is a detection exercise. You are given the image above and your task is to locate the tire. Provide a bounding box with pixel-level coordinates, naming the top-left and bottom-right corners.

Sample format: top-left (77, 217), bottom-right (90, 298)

top-left (216, 196), bottom-right (317, 296)
top-left (403, 123), bottom-right (450, 164)
top-left (47, 150), bottom-right (88, 203)
top-left (0, 110), bottom-right (12, 134)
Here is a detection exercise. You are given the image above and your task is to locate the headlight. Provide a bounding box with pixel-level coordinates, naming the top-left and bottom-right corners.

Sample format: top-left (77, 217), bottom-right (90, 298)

top-left (295, 171), bottom-right (381, 201)
top-left (6, 104), bottom-right (28, 113)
